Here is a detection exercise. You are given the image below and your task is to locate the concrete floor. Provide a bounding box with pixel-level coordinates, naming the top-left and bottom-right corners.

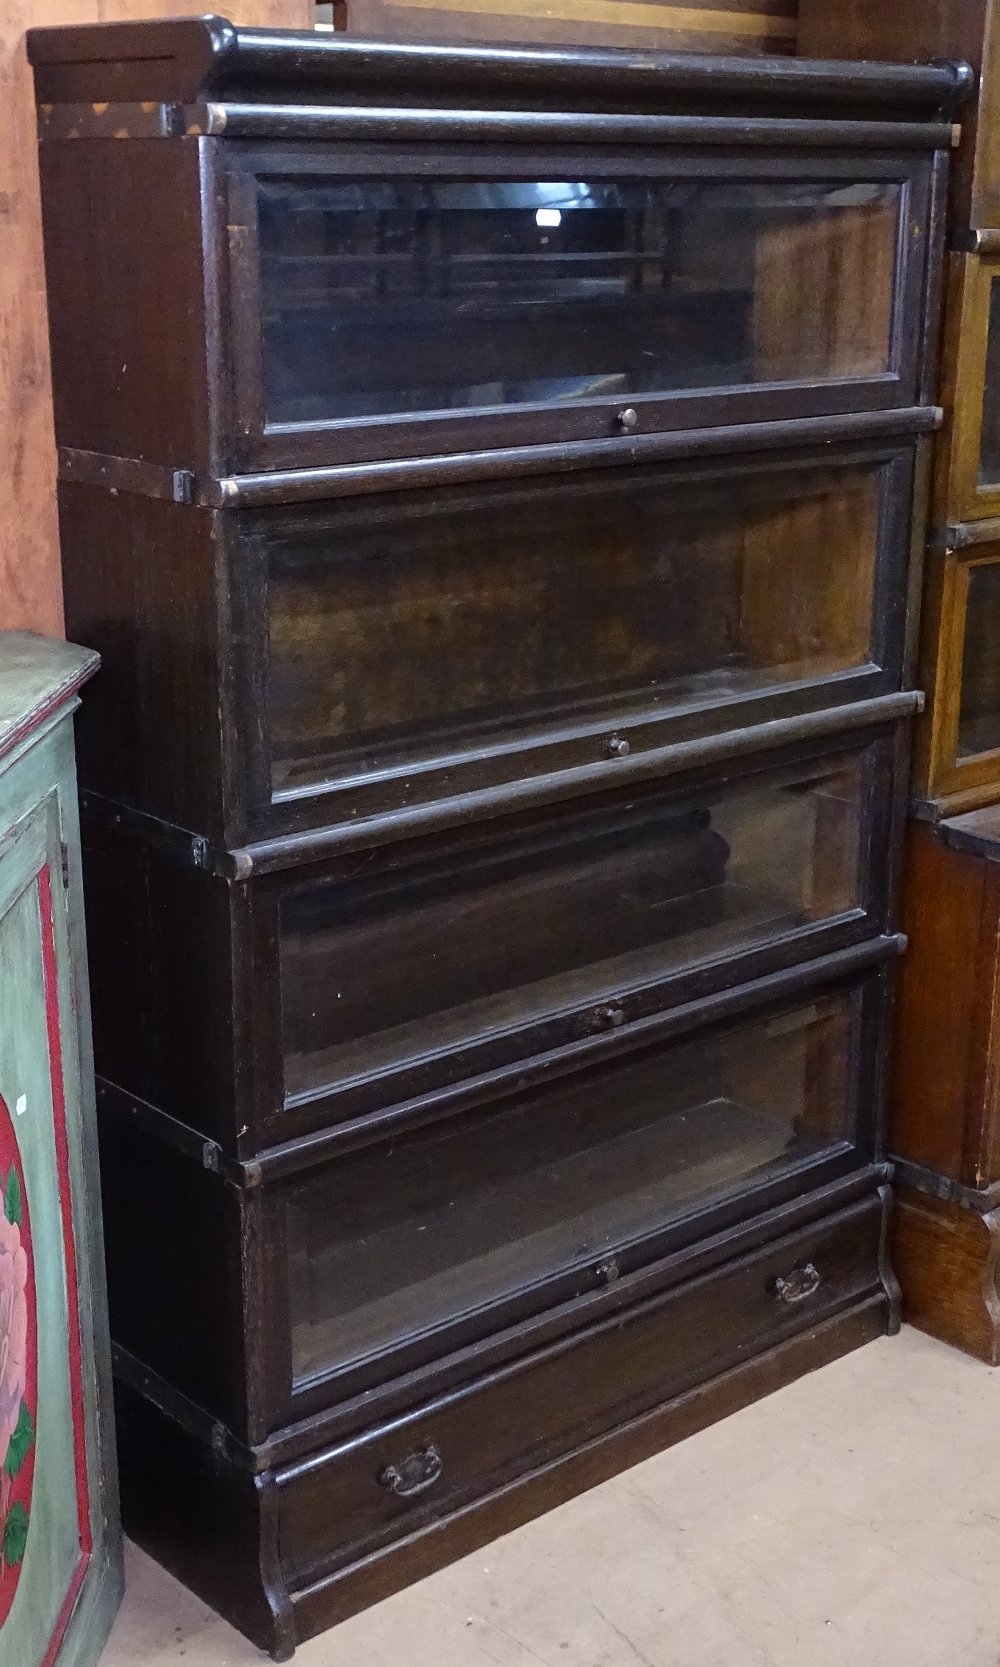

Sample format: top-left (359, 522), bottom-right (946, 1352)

top-left (102, 1327), bottom-right (1000, 1667)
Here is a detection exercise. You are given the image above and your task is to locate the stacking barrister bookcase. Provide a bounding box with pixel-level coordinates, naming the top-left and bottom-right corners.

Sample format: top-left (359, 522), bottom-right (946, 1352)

top-left (29, 18), bottom-right (962, 1654)
top-left (799, 0), bottom-right (1000, 1363)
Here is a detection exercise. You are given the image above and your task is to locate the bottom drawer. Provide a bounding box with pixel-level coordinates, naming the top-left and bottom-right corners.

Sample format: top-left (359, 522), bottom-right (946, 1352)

top-left (278, 1193), bottom-right (885, 1583)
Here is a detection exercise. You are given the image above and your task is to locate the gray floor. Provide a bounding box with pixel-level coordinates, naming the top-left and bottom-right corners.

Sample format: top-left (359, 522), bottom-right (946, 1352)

top-left (102, 1328), bottom-right (1000, 1667)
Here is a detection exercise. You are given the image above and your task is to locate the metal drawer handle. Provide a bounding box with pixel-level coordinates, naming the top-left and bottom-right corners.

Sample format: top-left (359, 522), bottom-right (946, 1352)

top-left (590, 1003), bottom-right (626, 1032)
top-left (377, 1444), bottom-right (443, 1498)
top-left (772, 1263), bottom-right (821, 1305)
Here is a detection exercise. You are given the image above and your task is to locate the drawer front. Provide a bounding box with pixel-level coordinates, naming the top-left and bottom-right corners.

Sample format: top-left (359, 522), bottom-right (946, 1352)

top-left (276, 965), bottom-right (887, 1412)
top-left (226, 147), bottom-right (932, 470)
top-left (277, 1193), bottom-right (885, 1582)
top-left (244, 442), bottom-right (915, 830)
top-left (918, 542), bottom-right (1000, 806)
top-left (272, 732), bottom-right (896, 1132)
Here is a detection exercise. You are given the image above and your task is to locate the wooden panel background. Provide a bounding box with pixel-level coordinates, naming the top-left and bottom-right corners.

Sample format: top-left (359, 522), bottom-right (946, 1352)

top-left (0, 0), bottom-right (311, 638)
top-left (341, 0), bottom-right (799, 52)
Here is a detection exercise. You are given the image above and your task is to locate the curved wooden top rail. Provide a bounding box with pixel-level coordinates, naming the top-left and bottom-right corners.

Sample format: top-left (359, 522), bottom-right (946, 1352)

top-left (27, 14), bottom-right (974, 117)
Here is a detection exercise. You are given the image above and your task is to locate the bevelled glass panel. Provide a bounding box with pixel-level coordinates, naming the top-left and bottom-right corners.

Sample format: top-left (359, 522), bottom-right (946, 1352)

top-left (286, 989), bottom-right (858, 1382)
top-left (979, 278), bottom-right (1000, 486)
top-left (958, 561), bottom-right (1000, 757)
top-left (265, 460), bottom-right (883, 796)
top-left (280, 750), bottom-right (866, 1104)
top-left (258, 177), bottom-right (900, 426)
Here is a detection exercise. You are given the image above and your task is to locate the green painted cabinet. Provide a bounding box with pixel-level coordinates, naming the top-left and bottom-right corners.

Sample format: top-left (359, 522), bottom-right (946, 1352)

top-left (0, 632), bottom-right (121, 1667)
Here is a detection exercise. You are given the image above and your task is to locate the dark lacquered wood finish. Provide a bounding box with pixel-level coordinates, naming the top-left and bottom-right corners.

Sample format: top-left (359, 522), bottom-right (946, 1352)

top-left (42, 137), bottom-right (940, 479)
top-left (29, 19), bottom-right (955, 1657)
top-left (29, 21), bottom-right (960, 483)
top-left (80, 715), bottom-right (910, 1154)
top-left (60, 437), bottom-right (926, 844)
top-left (97, 948), bottom-right (898, 1442)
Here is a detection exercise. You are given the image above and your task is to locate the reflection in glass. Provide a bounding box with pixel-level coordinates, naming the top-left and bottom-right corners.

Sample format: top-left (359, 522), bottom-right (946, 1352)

top-left (258, 177), bottom-right (900, 425)
top-left (958, 561), bottom-right (1000, 757)
top-left (286, 990), bottom-right (857, 1382)
top-left (280, 752), bottom-right (865, 1100)
top-left (266, 462), bottom-right (883, 794)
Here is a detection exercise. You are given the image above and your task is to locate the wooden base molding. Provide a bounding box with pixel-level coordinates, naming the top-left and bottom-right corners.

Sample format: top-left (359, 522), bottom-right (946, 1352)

top-left (115, 1294), bottom-right (893, 1661)
top-left (894, 1185), bottom-right (1000, 1366)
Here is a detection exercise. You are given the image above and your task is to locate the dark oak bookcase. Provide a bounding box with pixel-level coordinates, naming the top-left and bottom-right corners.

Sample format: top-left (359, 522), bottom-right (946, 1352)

top-left (29, 17), bottom-right (962, 1653)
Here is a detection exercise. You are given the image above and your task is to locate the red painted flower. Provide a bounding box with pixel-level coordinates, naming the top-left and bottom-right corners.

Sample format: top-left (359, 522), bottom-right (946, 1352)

top-left (0, 1092), bottom-right (36, 1626)
top-left (0, 1212), bottom-right (27, 1476)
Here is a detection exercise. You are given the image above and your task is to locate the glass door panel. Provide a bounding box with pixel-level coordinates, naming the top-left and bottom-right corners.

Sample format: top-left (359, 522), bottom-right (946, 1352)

top-left (258, 176), bottom-right (901, 428)
top-left (264, 457), bottom-right (887, 797)
top-left (285, 985), bottom-right (859, 1383)
top-left (958, 561), bottom-right (1000, 757)
top-left (279, 747), bottom-right (869, 1103)
top-left (979, 278), bottom-right (1000, 487)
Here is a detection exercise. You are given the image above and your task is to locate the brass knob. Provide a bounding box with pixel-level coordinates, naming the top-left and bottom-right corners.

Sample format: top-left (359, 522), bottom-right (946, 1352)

top-left (617, 407), bottom-right (639, 432)
top-left (591, 1004), bottom-right (626, 1032)
top-left (606, 734), bottom-right (630, 759)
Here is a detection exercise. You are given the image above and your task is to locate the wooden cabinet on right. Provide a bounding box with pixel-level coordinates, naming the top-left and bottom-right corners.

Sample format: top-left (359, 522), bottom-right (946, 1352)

top-left (800, 0), bottom-right (1000, 1361)
top-left (934, 247), bottom-right (1000, 529)
top-left (798, 0), bottom-right (1000, 232)
top-left (913, 529), bottom-right (1000, 815)
top-left (798, 4), bottom-right (1000, 820)
top-left (892, 813), bottom-right (1000, 1363)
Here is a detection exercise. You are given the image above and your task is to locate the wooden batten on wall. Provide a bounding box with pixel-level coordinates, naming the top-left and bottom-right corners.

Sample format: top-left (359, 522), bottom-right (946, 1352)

top-left (0, 0), bottom-right (311, 638)
top-left (342, 0), bottom-right (799, 52)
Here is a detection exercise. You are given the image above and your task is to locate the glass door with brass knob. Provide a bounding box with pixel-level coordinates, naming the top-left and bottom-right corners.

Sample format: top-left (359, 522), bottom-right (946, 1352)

top-left (270, 958), bottom-right (884, 1422)
top-left (257, 724), bottom-right (900, 1143)
top-left (232, 437), bottom-right (919, 837)
top-left (223, 147), bottom-right (934, 471)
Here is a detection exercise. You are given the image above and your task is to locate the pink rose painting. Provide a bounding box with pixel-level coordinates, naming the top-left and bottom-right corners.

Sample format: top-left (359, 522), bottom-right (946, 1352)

top-left (0, 1092), bottom-right (36, 1631)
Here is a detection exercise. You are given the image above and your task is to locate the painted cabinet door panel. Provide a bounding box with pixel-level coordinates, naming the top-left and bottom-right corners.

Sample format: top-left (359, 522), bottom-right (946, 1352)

top-left (0, 633), bottom-right (120, 1667)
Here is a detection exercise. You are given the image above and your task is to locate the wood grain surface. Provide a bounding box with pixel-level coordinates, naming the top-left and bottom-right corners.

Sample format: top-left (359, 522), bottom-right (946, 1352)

top-left (342, 0), bottom-right (798, 52)
top-left (894, 1188), bottom-right (1000, 1366)
top-left (0, 0), bottom-right (311, 638)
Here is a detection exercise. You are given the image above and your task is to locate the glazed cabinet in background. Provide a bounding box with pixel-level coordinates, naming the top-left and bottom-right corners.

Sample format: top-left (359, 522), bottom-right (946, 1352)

top-left (799, 0), bottom-right (1000, 1361)
top-left (893, 810), bottom-right (1000, 1363)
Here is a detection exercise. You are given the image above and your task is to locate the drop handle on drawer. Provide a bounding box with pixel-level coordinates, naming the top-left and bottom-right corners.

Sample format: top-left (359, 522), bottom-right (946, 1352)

top-left (771, 1263), bottom-right (822, 1305)
top-left (377, 1444), bottom-right (444, 1498)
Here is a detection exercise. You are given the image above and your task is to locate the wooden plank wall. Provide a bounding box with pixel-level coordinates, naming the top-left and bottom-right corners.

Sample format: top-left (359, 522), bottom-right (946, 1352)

top-left (0, 0), bottom-right (311, 637)
top-left (341, 0), bottom-right (799, 53)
